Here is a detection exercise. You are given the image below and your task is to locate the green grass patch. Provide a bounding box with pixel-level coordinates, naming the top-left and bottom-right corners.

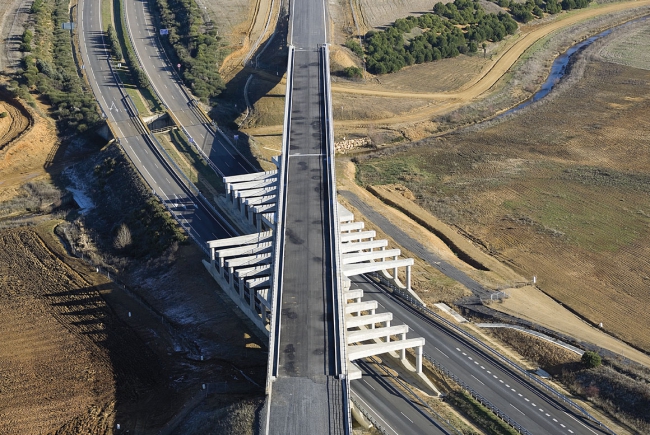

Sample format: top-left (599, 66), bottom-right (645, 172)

top-left (155, 129), bottom-right (224, 198)
top-left (101, 0), bottom-right (111, 31)
top-left (502, 178), bottom-right (646, 252)
top-left (446, 390), bottom-right (520, 435)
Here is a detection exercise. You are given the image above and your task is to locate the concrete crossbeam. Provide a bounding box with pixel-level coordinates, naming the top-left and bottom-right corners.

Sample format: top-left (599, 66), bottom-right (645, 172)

top-left (223, 170), bottom-right (277, 184)
top-left (347, 324), bottom-right (409, 344)
top-left (339, 240), bottom-right (388, 254)
top-left (225, 253), bottom-right (272, 268)
top-left (347, 338), bottom-right (425, 361)
top-left (246, 276), bottom-right (270, 289)
top-left (252, 203), bottom-right (277, 214)
top-left (346, 312), bottom-right (392, 329)
top-left (208, 232), bottom-right (272, 248)
top-left (231, 178), bottom-right (277, 191)
top-left (338, 204), bottom-right (355, 223)
top-left (236, 186), bottom-right (277, 199)
top-left (340, 230), bottom-right (376, 242)
top-left (342, 249), bottom-right (402, 265)
top-left (257, 288), bottom-right (271, 309)
top-left (343, 259), bottom-right (414, 277)
top-left (340, 222), bottom-right (364, 232)
top-left (243, 195), bottom-right (277, 206)
top-left (216, 242), bottom-right (273, 259)
top-left (235, 265), bottom-right (271, 278)
top-left (348, 361), bottom-right (362, 380)
top-left (344, 300), bottom-right (378, 315)
top-left (343, 289), bottom-right (364, 301)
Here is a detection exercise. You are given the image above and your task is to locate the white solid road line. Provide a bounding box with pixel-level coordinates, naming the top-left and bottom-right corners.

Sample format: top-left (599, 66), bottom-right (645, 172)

top-left (400, 412), bottom-right (413, 424)
top-left (470, 374), bottom-right (485, 385)
top-left (510, 404), bottom-right (526, 415)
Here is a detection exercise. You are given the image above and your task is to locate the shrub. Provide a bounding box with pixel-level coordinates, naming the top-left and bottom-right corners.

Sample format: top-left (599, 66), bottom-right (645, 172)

top-left (582, 351), bottom-right (602, 369)
top-left (107, 24), bottom-right (123, 61)
top-left (0, 112), bottom-right (8, 118)
top-left (343, 66), bottom-right (363, 79)
top-left (20, 0), bottom-right (101, 134)
top-left (345, 39), bottom-right (364, 58)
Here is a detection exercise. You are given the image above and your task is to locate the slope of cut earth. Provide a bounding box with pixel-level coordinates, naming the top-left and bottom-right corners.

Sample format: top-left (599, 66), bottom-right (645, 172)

top-left (355, 53), bottom-right (650, 356)
top-left (0, 98), bottom-right (30, 149)
top-left (0, 98), bottom-right (56, 202)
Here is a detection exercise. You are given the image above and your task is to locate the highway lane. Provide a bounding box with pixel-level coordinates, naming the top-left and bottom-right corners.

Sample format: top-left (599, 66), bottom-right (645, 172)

top-left (352, 360), bottom-right (449, 435)
top-left (77, 0), bottom-right (233, 244)
top-left (123, 0), bottom-right (254, 176)
top-left (87, 1), bottom-right (609, 434)
top-left (353, 275), bottom-right (609, 435)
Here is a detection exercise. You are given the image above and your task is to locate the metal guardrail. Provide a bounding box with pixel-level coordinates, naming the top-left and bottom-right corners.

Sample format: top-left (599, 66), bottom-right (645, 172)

top-left (367, 272), bottom-right (617, 435)
top-left (366, 356), bottom-right (461, 435)
top-left (321, 44), bottom-right (351, 432)
top-left (349, 395), bottom-right (390, 435)
top-left (321, 44), bottom-right (347, 381)
top-left (261, 44), bottom-right (294, 435)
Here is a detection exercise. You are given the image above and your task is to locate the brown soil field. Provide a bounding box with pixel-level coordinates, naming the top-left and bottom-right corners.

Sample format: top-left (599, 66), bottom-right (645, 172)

top-left (218, 0), bottom-right (280, 80)
top-left (355, 45), bottom-right (650, 359)
top-left (0, 224), bottom-right (120, 434)
top-left (0, 221), bottom-right (267, 434)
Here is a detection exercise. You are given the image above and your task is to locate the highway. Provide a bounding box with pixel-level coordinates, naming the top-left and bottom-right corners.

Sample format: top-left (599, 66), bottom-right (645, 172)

top-left (79, 0), bottom-right (616, 432)
top-left (123, 0), bottom-right (254, 176)
top-left (77, 0), bottom-right (233, 245)
top-left (352, 360), bottom-right (449, 435)
top-left (353, 274), bottom-right (610, 435)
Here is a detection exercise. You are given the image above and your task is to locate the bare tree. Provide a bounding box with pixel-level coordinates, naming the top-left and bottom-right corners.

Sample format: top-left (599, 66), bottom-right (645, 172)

top-left (113, 223), bottom-right (132, 250)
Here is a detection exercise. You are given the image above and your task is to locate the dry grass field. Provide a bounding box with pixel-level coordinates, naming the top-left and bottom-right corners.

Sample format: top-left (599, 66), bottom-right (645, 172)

top-left (356, 46), bottom-right (650, 354)
top-left (598, 21), bottom-right (650, 71)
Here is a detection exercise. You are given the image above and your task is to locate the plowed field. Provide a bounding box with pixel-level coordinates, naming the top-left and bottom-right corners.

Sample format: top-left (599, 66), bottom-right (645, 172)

top-left (0, 226), bottom-right (117, 434)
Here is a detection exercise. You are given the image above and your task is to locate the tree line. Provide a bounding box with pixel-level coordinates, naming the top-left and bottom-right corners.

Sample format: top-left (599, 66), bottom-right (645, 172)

top-left (12, 0), bottom-right (100, 134)
top-left (358, 0), bottom-right (590, 75)
top-left (154, 0), bottom-right (225, 102)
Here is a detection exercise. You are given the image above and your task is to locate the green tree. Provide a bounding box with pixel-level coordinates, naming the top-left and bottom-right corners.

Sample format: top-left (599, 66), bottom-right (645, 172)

top-left (581, 351), bottom-right (602, 369)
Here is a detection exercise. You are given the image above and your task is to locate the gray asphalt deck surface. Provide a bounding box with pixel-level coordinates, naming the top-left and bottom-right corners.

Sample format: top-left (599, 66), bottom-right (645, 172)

top-left (267, 0), bottom-right (346, 433)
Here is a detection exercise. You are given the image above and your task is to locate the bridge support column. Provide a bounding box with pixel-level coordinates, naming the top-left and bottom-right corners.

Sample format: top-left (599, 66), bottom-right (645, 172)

top-left (406, 265), bottom-right (412, 291)
top-left (416, 344), bottom-right (423, 374)
top-left (393, 256), bottom-right (399, 280)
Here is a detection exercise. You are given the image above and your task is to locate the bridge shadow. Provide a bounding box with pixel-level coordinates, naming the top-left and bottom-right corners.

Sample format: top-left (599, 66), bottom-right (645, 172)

top-left (44, 282), bottom-right (167, 429)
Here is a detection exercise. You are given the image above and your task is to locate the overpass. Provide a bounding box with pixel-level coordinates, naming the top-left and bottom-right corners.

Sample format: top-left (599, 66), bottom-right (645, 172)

top-left (76, 0), bottom-right (620, 431)
top-left (203, 35), bottom-right (427, 435)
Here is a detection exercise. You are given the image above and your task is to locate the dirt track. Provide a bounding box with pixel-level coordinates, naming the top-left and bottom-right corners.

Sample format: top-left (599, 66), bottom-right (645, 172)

top-left (243, 0), bottom-right (650, 136)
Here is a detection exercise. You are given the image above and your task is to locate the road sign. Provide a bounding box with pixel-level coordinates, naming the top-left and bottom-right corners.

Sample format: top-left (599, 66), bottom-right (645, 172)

top-left (160, 28), bottom-right (169, 35)
top-left (234, 134), bottom-right (239, 140)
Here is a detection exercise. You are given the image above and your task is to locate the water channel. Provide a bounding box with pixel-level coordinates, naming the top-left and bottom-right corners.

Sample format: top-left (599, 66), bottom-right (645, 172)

top-left (498, 14), bottom-right (649, 119)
